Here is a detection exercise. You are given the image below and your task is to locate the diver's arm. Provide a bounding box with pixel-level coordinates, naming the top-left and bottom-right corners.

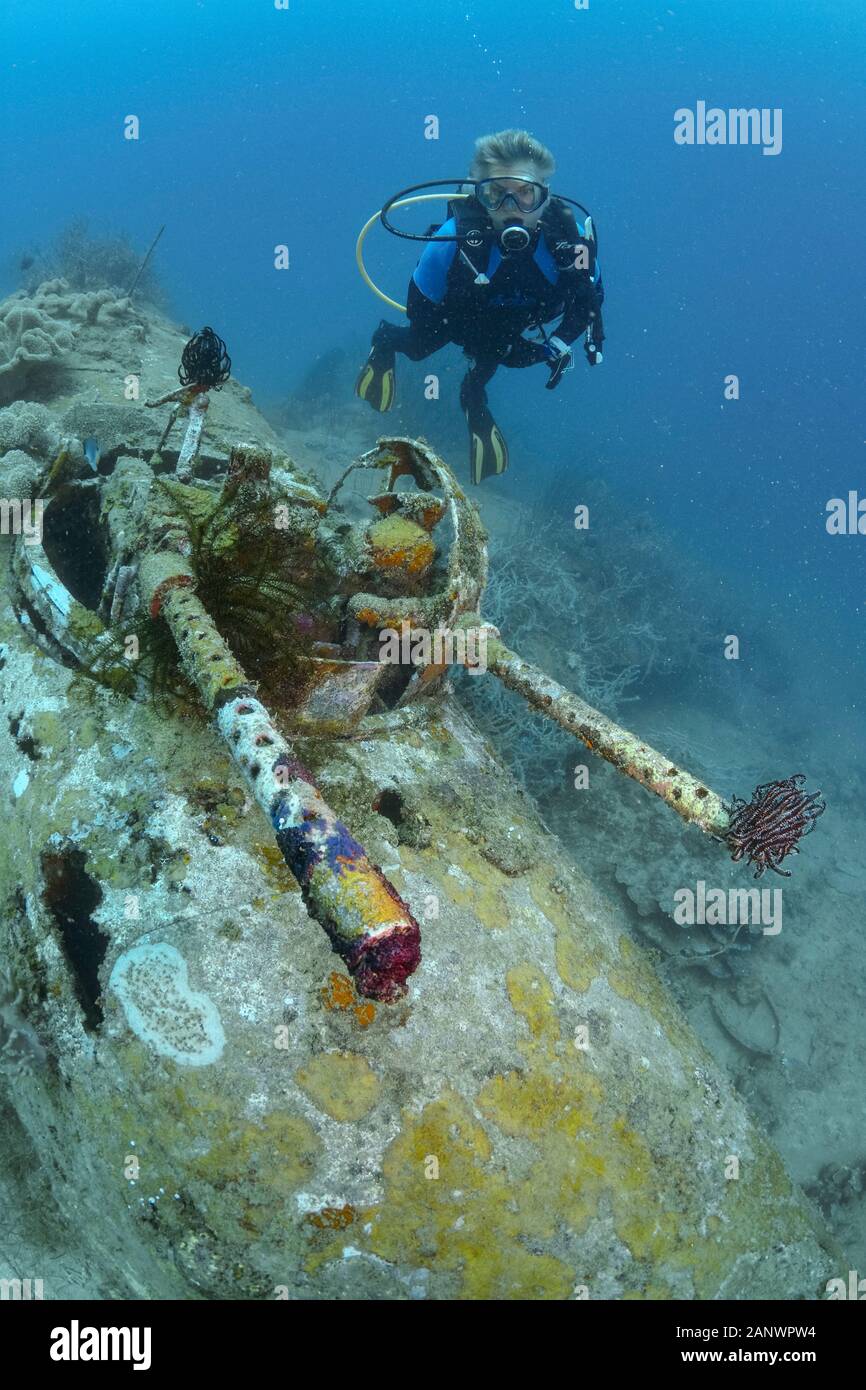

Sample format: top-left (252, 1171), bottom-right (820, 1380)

top-left (398, 223), bottom-right (463, 352)
top-left (553, 270), bottom-right (604, 348)
top-left (524, 269), bottom-right (605, 387)
top-left (406, 278), bottom-right (450, 331)
top-left (410, 221), bottom-right (458, 313)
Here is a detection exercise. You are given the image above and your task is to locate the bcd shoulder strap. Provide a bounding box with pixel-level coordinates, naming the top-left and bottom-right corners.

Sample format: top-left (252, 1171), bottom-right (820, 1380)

top-left (542, 198), bottom-right (596, 277)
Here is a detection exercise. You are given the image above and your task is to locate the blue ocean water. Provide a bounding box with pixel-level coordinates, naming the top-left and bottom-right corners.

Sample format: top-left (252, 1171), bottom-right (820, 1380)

top-left (1, 0), bottom-right (864, 1297)
top-left (4, 0), bottom-right (862, 689)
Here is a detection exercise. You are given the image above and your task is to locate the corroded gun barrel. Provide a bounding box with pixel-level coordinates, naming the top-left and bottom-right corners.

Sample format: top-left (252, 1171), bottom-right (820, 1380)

top-left (138, 547), bottom-right (420, 1002)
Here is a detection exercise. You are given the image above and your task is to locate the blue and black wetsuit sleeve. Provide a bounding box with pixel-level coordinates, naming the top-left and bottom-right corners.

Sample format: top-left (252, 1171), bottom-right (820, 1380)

top-left (411, 218), bottom-right (459, 305)
top-left (553, 241), bottom-right (605, 347)
top-left (390, 220), bottom-right (462, 357)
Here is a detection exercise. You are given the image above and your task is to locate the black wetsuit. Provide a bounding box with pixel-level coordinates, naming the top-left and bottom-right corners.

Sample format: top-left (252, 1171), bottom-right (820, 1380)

top-left (373, 195), bottom-right (605, 405)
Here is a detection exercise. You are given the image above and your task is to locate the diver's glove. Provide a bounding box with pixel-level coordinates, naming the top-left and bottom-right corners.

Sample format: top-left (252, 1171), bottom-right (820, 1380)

top-left (543, 336), bottom-right (574, 391)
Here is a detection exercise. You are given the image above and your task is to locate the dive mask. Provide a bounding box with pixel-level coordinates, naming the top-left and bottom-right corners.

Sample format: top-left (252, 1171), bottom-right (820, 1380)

top-left (474, 177), bottom-right (550, 215)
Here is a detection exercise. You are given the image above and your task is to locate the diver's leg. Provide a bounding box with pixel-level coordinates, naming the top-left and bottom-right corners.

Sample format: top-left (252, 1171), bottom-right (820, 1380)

top-left (356, 283), bottom-right (453, 412)
top-left (356, 319), bottom-right (399, 413)
top-left (460, 358), bottom-right (509, 484)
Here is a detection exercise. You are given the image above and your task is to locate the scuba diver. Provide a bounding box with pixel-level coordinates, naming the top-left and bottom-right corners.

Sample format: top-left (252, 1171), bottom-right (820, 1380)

top-left (355, 128), bottom-right (605, 485)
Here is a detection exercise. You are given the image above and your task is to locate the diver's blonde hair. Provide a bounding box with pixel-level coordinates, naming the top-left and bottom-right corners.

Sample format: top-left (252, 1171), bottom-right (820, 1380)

top-left (469, 129), bottom-right (556, 183)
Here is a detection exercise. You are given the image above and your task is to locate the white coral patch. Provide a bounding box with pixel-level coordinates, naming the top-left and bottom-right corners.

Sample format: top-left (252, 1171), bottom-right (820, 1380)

top-left (109, 942), bottom-right (225, 1066)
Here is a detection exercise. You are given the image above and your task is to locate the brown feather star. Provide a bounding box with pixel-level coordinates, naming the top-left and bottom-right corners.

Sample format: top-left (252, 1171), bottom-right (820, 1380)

top-left (724, 774), bottom-right (826, 879)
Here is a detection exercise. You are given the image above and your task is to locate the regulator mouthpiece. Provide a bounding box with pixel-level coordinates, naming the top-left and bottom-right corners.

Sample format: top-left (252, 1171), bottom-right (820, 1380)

top-left (500, 221), bottom-right (531, 253)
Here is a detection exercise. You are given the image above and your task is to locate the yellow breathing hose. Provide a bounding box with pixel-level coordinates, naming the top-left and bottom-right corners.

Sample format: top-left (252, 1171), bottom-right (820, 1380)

top-left (356, 193), bottom-right (471, 314)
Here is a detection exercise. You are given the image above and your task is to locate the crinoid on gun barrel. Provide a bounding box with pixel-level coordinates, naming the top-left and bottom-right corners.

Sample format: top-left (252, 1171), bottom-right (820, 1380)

top-left (186, 491), bottom-right (325, 708)
top-left (81, 477), bottom-right (335, 713)
top-left (724, 774), bottom-right (826, 879)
